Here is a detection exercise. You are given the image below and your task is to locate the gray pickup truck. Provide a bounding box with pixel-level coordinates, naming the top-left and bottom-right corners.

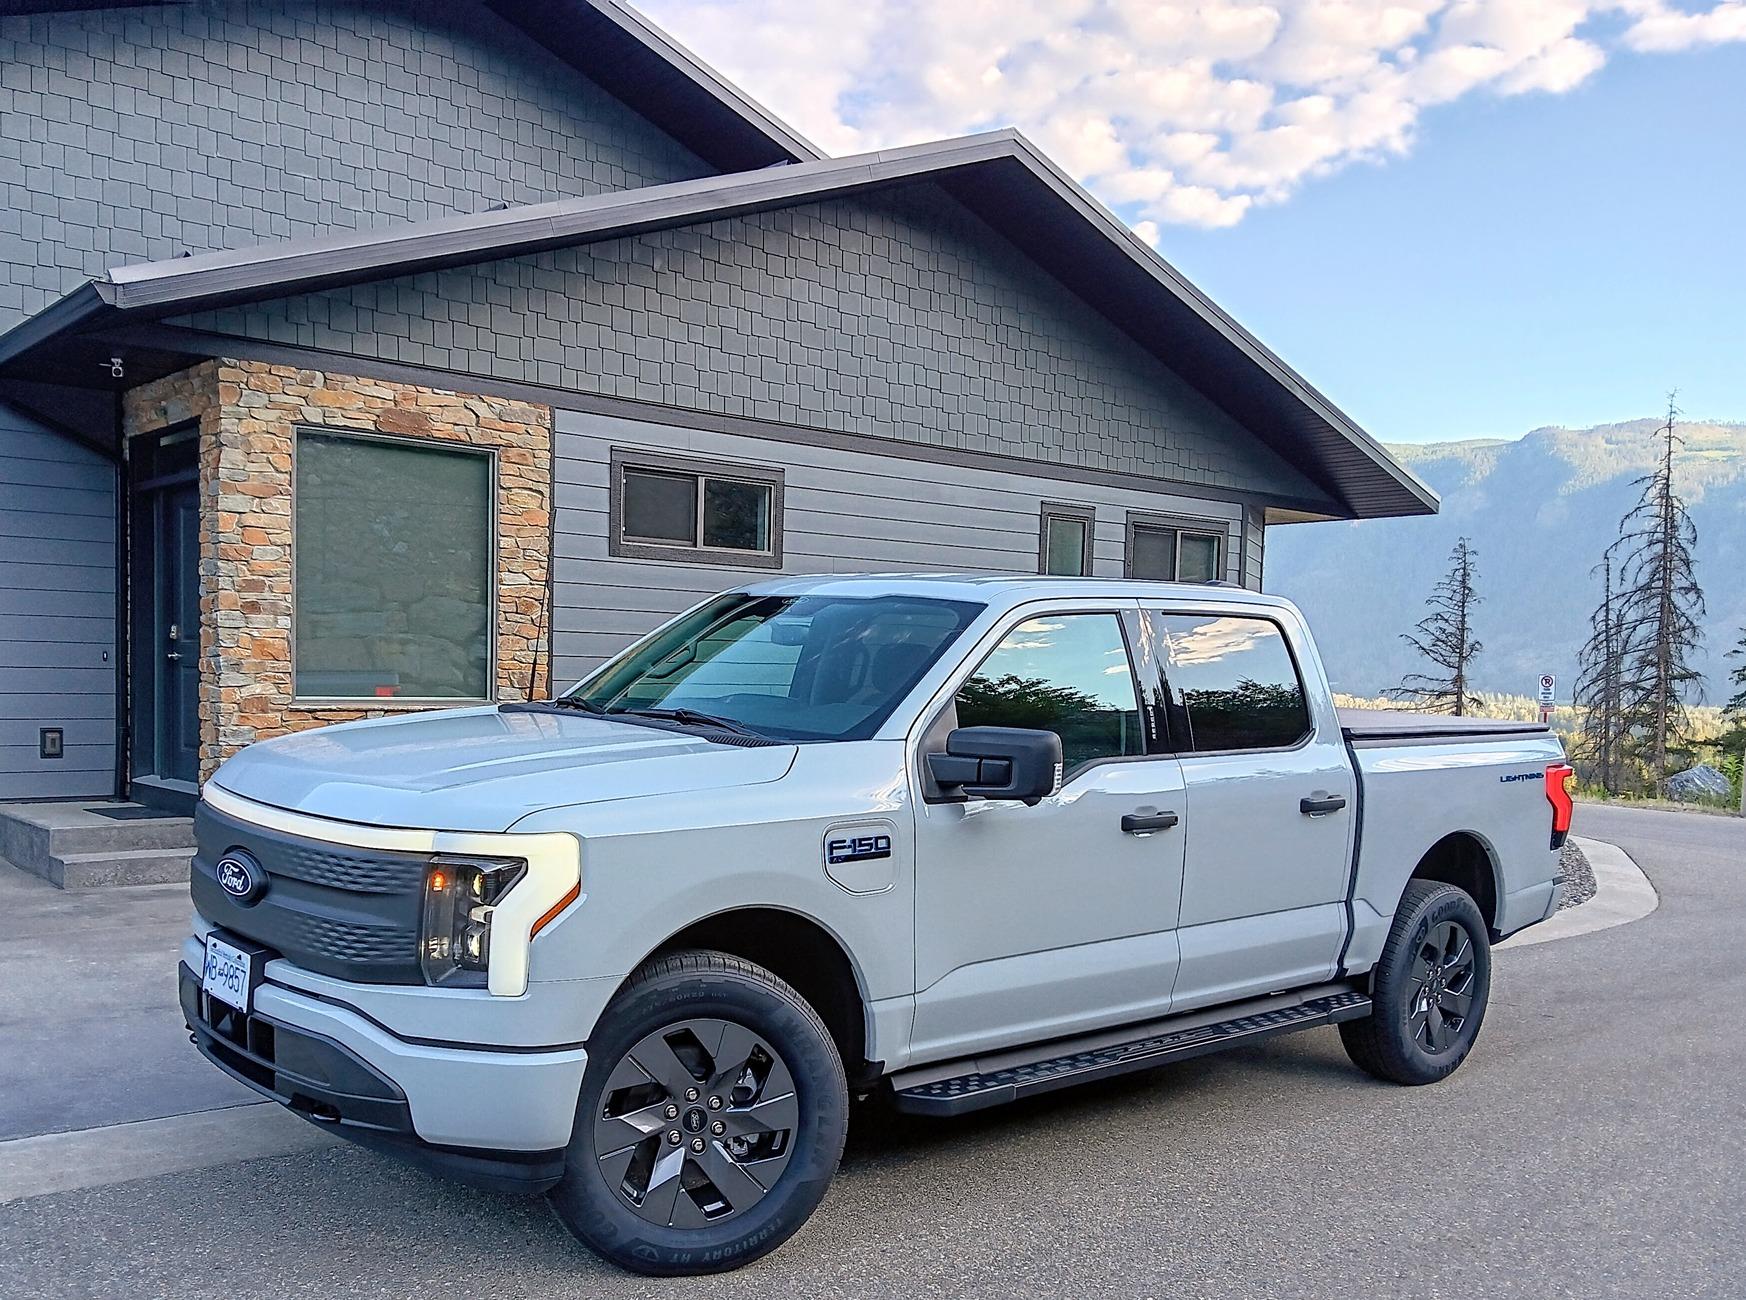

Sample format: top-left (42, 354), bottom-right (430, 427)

top-left (182, 576), bottom-right (1574, 1274)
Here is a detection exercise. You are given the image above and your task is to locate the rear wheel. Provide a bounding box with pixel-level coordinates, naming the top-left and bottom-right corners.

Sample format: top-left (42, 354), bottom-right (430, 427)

top-left (1341, 880), bottom-right (1491, 1085)
top-left (550, 949), bottom-right (848, 1275)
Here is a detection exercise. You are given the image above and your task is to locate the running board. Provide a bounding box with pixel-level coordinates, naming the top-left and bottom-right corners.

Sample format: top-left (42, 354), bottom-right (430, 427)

top-left (890, 986), bottom-right (1371, 1117)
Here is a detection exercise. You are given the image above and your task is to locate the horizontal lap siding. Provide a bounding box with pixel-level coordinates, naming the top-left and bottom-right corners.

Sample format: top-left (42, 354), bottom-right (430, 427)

top-left (550, 410), bottom-right (1245, 686)
top-left (0, 405), bottom-right (116, 797)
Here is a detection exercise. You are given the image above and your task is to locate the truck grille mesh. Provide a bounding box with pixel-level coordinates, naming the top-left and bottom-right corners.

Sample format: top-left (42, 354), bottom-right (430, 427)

top-left (191, 800), bottom-right (429, 983)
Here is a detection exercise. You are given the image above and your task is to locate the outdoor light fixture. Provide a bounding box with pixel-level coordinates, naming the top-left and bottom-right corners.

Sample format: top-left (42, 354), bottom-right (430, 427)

top-left (421, 855), bottom-right (528, 986)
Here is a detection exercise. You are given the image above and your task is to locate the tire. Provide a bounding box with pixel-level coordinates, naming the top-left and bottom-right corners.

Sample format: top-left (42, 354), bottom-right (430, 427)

top-left (1340, 880), bottom-right (1492, 1086)
top-left (549, 949), bottom-right (849, 1275)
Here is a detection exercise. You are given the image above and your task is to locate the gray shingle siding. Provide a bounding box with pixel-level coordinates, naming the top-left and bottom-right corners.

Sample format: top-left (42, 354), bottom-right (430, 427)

top-left (0, 0), bottom-right (712, 334)
top-left (178, 183), bottom-right (1332, 503)
top-left (0, 404), bottom-right (116, 798)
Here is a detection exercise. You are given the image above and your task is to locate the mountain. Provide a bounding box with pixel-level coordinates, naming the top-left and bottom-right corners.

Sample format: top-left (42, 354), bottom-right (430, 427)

top-left (1265, 418), bottom-right (1746, 701)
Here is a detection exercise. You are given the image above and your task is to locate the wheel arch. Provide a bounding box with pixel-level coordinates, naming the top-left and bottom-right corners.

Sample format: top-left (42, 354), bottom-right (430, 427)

top-left (1407, 830), bottom-right (1503, 936)
top-left (617, 905), bottom-right (876, 1086)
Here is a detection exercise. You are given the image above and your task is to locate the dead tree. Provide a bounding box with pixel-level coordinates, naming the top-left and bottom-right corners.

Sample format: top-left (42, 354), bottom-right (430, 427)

top-left (1613, 395), bottom-right (1705, 791)
top-left (1574, 540), bottom-right (1631, 794)
top-left (1389, 536), bottom-right (1483, 716)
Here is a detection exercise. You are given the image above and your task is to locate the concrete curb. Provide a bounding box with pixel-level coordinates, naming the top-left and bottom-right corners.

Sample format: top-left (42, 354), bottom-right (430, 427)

top-left (1496, 835), bottom-right (1658, 950)
top-left (0, 1103), bottom-right (339, 1205)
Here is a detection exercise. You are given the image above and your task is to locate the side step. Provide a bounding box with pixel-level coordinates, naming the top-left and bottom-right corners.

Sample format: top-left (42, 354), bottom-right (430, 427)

top-left (890, 986), bottom-right (1371, 1117)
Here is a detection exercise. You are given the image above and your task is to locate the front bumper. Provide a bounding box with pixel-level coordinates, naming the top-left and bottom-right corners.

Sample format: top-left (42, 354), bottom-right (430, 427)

top-left (181, 935), bottom-right (588, 1193)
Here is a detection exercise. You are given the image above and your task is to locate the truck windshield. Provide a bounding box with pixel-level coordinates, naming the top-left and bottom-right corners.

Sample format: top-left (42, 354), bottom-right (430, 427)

top-left (566, 593), bottom-right (984, 742)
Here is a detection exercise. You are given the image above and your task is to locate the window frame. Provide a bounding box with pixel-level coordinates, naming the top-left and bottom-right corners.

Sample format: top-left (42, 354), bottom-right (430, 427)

top-left (1144, 606), bottom-right (1317, 757)
top-left (609, 448), bottom-right (785, 569)
top-left (290, 425), bottom-right (499, 706)
top-left (937, 604), bottom-right (1159, 786)
top-left (1123, 511), bottom-right (1228, 583)
top-left (1037, 501), bottom-right (1095, 577)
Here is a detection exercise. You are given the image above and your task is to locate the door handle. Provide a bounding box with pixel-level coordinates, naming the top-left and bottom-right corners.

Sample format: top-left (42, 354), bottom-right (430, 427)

top-left (165, 651), bottom-right (182, 661)
top-left (1300, 795), bottom-right (1347, 817)
top-left (1121, 811), bottom-right (1180, 834)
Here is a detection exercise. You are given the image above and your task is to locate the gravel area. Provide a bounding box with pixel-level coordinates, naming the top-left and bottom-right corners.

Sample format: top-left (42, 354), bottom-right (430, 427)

top-left (1557, 839), bottom-right (1596, 911)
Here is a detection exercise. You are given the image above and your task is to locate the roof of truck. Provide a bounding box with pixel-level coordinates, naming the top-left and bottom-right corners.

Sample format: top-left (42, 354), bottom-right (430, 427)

top-left (741, 573), bottom-right (1301, 612)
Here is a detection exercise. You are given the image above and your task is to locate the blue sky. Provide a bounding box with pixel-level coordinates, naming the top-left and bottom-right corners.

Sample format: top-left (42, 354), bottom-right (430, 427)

top-left (1160, 39), bottom-right (1746, 443)
top-left (642, 1), bottom-right (1746, 443)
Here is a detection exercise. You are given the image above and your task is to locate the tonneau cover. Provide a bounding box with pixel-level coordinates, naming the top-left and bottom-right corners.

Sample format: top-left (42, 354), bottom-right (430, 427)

top-left (1338, 708), bottom-right (1551, 741)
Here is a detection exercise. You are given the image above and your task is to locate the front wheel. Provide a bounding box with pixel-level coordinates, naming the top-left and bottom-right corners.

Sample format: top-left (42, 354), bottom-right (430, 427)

top-left (549, 949), bottom-right (848, 1275)
top-left (1340, 880), bottom-right (1491, 1085)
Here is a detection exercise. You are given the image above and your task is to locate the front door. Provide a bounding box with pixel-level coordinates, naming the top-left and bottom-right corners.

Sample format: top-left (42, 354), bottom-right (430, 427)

top-left (910, 606), bottom-right (1187, 1062)
top-left (155, 480), bottom-right (201, 782)
top-left (129, 431), bottom-right (201, 788)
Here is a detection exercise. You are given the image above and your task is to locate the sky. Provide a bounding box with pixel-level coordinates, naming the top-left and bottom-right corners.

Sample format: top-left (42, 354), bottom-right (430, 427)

top-left (638, 1), bottom-right (1746, 444)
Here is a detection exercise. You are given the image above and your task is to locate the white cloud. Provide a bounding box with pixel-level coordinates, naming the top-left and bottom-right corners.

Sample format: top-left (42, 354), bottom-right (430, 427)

top-left (640, 0), bottom-right (1746, 228)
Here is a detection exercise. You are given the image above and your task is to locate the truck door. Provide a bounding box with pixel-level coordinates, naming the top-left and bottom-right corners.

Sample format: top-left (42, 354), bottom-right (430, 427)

top-left (1145, 607), bottom-right (1355, 1011)
top-left (909, 605), bottom-right (1187, 1062)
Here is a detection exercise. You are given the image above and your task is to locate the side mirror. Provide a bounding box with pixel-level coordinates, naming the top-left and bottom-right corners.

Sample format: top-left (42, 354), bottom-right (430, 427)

top-left (926, 726), bottom-right (1062, 806)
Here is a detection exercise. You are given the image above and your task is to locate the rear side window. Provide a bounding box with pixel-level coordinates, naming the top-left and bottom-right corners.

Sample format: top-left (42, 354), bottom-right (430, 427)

top-left (955, 613), bottom-right (1143, 771)
top-left (1155, 613), bottom-right (1311, 752)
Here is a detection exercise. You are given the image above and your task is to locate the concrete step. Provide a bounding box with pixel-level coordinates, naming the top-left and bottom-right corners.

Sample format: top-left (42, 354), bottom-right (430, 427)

top-left (0, 802), bottom-right (195, 888)
top-left (40, 847), bottom-right (194, 890)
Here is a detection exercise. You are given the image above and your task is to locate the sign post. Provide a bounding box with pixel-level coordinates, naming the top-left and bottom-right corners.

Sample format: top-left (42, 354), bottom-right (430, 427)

top-left (1537, 673), bottom-right (1556, 726)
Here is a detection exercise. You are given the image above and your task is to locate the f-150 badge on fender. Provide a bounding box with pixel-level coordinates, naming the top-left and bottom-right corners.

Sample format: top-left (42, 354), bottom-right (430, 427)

top-left (826, 833), bottom-right (892, 865)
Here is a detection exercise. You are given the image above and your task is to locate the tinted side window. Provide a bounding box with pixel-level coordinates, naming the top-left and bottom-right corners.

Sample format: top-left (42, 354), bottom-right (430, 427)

top-left (1156, 614), bottom-right (1311, 751)
top-left (956, 613), bottom-right (1142, 770)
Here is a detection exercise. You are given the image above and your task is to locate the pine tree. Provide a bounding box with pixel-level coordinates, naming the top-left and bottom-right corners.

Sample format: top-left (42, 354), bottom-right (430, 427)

top-left (1727, 628), bottom-right (1746, 720)
top-left (1612, 395), bottom-right (1706, 791)
top-left (1718, 627), bottom-right (1746, 759)
top-left (1573, 540), bottom-right (1631, 794)
top-left (1389, 536), bottom-right (1483, 716)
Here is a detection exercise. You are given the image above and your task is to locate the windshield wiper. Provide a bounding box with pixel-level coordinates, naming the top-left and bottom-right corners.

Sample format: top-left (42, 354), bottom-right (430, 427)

top-left (609, 706), bottom-right (763, 738)
top-left (545, 695), bottom-right (607, 714)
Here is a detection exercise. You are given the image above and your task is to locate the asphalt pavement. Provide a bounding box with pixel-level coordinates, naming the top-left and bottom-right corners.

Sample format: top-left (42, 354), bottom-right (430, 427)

top-left (1, 803), bottom-right (1740, 1299)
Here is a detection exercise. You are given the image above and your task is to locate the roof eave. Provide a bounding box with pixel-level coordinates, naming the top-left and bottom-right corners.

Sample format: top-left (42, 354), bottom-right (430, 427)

top-left (3, 129), bottom-right (1437, 520)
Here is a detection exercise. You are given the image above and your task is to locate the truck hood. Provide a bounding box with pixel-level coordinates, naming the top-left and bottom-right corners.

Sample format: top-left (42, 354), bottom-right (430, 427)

top-left (207, 706), bottom-right (797, 832)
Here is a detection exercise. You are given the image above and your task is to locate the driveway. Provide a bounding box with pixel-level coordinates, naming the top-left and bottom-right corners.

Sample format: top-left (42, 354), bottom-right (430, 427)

top-left (2, 803), bottom-right (1740, 1298)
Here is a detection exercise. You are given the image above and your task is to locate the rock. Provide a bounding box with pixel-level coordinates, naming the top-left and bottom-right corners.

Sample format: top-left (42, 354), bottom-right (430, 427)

top-left (1665, 764), bottom-right (1731, 801)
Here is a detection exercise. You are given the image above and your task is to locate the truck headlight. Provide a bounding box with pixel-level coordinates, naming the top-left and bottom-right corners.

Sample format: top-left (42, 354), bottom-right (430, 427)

top-left (421, 855), bottom-right (527, 987)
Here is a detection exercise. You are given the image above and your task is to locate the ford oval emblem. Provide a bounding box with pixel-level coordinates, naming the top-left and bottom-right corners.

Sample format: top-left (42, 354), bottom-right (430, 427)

top-left (216, 850), bottom-right (265, 905)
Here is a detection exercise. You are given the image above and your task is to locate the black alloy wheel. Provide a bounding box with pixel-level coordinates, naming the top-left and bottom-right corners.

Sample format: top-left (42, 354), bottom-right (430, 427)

top-left (1340, 879), bottom-right (1492, 1085)
top-left (550, 949), bottom-right (848, 1275)
top-left (594, 1017), bottom-right (798, 1228)
top-left (1407, 919), bottom-right (1478, 1054)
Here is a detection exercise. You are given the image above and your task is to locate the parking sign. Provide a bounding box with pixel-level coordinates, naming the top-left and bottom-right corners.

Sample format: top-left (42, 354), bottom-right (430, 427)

top-left (1538, 674), bottom-right (1556, 705)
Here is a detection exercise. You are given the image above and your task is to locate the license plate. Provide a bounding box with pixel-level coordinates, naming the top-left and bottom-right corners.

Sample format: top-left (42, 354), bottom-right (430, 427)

top-left (201, 934), bottom-right (254, 1013)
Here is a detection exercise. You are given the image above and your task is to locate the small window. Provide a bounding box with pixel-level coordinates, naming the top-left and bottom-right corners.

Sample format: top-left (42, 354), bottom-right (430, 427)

top-left (1039, 504), bottom-right (1093, 576)
top-left (1156, 613), bottom-right (1311, 751)
top-left (294, 430), bottom-right (493, 700)
top-left (955, 613), bottom-right (1143, 771)
top-left (1127, 517), bottom-right (1225, 583)
top-left (612, 452), bottom-right (783, 567)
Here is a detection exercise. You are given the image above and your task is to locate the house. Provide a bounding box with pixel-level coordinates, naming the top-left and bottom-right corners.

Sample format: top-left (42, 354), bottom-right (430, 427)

top-left (0, 0), bottom-right (1436, 817)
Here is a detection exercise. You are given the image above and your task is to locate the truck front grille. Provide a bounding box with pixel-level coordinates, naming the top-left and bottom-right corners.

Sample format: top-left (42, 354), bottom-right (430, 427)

top-left (191, 800), bottom-right (430, 984)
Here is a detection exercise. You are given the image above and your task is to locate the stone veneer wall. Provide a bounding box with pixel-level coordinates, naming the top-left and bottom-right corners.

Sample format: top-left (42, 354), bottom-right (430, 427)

top-left (124, 361), bottom-right (551, 779)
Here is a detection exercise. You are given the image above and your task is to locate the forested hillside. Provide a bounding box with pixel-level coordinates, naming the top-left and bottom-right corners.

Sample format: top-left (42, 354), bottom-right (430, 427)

top-left (1266, 419), bottom-right (1746, 700)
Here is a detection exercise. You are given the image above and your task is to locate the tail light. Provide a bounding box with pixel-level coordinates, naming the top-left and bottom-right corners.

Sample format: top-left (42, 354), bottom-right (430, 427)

top-left (1546, 763), bottom-right (1575, 849)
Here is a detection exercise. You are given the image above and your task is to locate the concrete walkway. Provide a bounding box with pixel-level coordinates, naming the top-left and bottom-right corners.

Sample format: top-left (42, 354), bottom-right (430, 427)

top-left (1497, 834), bottom-right (1658, 949)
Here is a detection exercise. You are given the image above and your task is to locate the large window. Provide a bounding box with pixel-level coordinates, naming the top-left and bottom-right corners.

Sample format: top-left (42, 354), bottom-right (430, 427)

top-left (955, 613), bottom-right (1143, 771)
top-left (294, 430), bottom-right (493, 701)
top-left (1039, 503), bottom-right (1093, 576)
top-left (572, 593), bottom-right (979, 742)
top-left (611, 451), bottom-right (783, 568)
top-left (1127, 516), bottom-right (1224, 583)
top-left (1155, 613), bottom-right (1311, 751)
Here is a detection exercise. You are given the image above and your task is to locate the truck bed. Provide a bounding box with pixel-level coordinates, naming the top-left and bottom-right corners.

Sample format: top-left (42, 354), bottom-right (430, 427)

top-left (1338, 707), bottom-right (1551, 743)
